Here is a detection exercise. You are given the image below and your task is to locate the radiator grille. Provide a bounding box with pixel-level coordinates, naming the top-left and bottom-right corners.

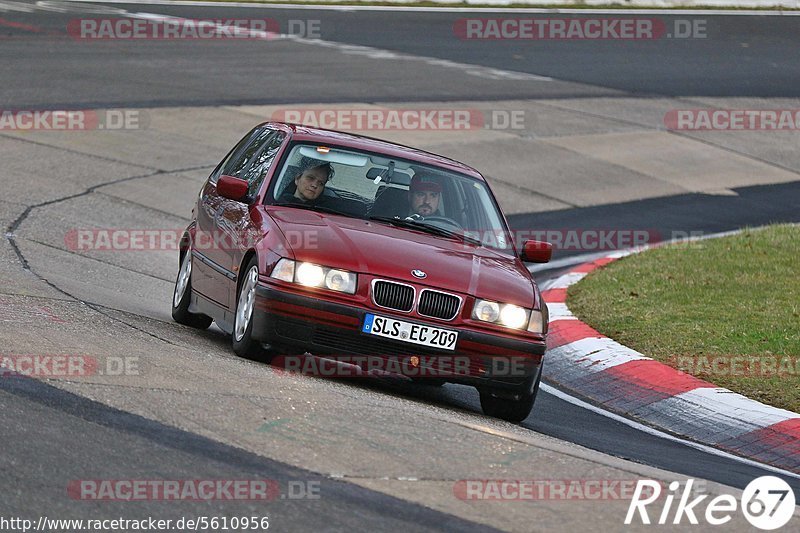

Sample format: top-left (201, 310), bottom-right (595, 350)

top-left (372, 281), bottom-right (414, 312)
top-left (418, 289), bottom-right (460, 321)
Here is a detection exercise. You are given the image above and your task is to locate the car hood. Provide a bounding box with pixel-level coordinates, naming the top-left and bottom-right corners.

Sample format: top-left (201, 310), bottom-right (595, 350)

top-left (267, 207), bottom-right (536, 306)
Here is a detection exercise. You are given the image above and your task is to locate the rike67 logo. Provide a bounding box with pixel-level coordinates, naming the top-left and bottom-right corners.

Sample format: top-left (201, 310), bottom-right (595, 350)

top-left (626, 477), bottom-right (796, 530)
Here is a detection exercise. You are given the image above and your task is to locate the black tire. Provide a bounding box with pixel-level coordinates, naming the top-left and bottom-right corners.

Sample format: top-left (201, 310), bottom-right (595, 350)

top-left (232, 257), bottom-right (262, 358)
top-left (479, 363), bottom-right (543, 423)
top-left (171, 250), bottom-right (212, 329)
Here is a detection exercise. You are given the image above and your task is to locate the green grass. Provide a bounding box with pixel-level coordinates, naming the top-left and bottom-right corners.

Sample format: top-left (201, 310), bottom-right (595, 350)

top-left (567, 224), bottom-right (800, 412)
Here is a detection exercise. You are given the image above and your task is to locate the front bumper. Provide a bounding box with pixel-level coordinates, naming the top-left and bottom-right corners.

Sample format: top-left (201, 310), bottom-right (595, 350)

top-left (253, 283), bottom-right (545, 396)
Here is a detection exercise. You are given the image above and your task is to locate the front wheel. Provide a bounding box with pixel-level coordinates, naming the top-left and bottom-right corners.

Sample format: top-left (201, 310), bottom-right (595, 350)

top-left (171, 251), bottom-right (212, 329)
top-left (479, 363), bottom-right (542, 423)
top-left (232, 257), bottom-right (262, 358)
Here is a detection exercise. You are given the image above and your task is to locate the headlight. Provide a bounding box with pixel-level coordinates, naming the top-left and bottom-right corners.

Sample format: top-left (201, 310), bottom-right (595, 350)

top-left (500, 304), bottom-right (527, 329)
top-left (472, 300), bottom-right (500, 322)
top-left (472, 299), bottom-right (530, 330)
top-left (269, 259), bottom-right (357, 294)
top-left (325, 269), bottom-right (356, 294)
top-left (296, 262), bottom-right (325, 287)
top-left (270, 258), bottom-right (295, 282)
top-left (527, 310), bottom-right (547, 334)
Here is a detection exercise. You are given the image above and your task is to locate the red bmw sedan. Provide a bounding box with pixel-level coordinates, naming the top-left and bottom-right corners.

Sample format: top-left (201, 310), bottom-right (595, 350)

top-left (172, 123), bottom-right (552, 422)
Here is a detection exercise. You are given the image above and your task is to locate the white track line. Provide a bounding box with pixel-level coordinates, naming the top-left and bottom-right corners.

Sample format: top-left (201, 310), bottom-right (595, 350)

top-left (530, 228), bottom-right (744, 276)
top-left (129, 11), bottom-right (280, 38)
top-left (291, 37), bottom-right (552, 81)
top-left (529, 250), bottom-right (610, 274)
top-left (61, 0), bottom-right (800, 15)
top-left (48, 3), bottom-right (552, 82)
top-left (541, 383), bottom-right (800, 480)
top-left (0, 1), bottom-right (37, 12)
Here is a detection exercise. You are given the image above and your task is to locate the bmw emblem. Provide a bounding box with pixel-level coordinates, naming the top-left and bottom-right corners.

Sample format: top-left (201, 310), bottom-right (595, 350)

top-left (411, 269), bottom-right (427, 279)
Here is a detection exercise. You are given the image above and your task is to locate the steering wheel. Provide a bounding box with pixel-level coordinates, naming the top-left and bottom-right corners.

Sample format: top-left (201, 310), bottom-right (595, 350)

top-left (417, 215), bottom-right (464, 230)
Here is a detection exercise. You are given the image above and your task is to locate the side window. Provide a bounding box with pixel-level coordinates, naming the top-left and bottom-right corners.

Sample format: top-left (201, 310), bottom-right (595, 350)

top-left (243, 131), bottom-right (286, 197)
top-left (223, 128), bottom-right (275, 179)
top-left (210, 128), bottom-right (260, 185)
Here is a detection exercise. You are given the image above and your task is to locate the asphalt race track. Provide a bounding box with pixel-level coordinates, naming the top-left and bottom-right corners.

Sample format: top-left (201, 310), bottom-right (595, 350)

top-left (2, 2), bottom-right (800, 531)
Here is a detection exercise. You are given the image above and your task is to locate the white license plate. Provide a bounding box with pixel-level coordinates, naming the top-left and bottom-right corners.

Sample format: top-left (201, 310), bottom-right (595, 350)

top-left (362, 314), bottom-right (458, 351)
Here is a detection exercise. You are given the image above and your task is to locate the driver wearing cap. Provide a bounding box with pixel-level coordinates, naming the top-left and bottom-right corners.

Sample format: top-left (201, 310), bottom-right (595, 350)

top-left (408, 174), bottom-right (442, 218)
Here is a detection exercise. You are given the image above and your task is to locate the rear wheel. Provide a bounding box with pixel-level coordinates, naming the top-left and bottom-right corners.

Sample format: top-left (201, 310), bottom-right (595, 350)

top-left (171, 251), bottom-right (212, 329)
top-left (232, 257), bottom-right (262, 358)
top-left (479, 363), bottom-right (542, 423)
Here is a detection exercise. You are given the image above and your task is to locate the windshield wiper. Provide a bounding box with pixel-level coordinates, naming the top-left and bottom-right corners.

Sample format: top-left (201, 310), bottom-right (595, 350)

top-left (368, 216), bottom-right (482, 246)
top-left (423, 225), bottom-right (482, 246)
top-left (272, 202), bottom-right (350, 217)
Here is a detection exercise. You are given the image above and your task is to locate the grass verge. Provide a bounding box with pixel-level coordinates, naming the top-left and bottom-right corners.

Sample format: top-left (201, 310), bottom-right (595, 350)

top-left (567, 224), bottom-right (800, 412)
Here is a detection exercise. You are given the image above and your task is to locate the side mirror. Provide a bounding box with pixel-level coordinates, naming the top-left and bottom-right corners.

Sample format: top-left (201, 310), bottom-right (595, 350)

top-left (521, 240), bottom-right (552, 263)
top-left (217, 175), bottom-right (249, 202)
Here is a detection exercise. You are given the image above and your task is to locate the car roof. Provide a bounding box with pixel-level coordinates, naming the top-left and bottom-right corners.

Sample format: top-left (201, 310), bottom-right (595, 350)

top-left (262, 122), bottom-right (486, 181)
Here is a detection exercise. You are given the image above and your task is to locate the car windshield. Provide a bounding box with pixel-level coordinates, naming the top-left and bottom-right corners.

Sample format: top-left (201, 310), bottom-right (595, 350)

top-left (267, 143), bottom-right (514, 253)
